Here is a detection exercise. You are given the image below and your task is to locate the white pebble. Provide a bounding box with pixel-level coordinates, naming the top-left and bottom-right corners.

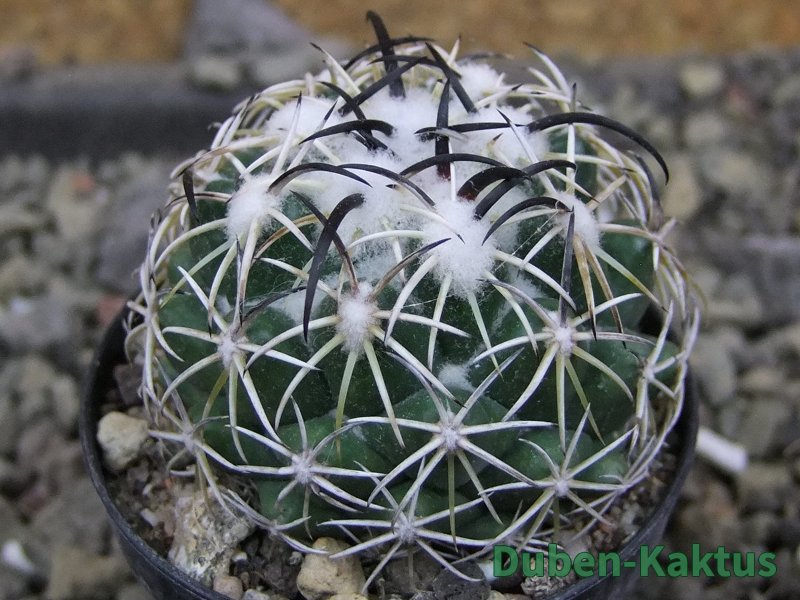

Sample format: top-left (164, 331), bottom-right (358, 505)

top-left (96, 411), bottom-right (149, 471)
top-left (296, 538), bottom-right (365, 600)
top-left (1, 539), bottom-right (38, 576)
top-left (696, 426), bottom-right (748, 475)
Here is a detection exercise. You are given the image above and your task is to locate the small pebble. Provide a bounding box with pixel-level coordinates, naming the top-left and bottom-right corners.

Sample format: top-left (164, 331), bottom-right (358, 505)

top-left (296, 538), bottom-right (365, 600)
top-left (116, 582), bottom-right (152, 600)
top-left (431, 561), bottom-right (490, 600)
top-left (690, 335), bottom-right (737, 406)
top-left (0, 539), bottom-right (38, 577)
top-left (680, 60), bottom-right (726, 99)
top-left (168, 489), bottom-right (253, 586)
top-left (683, 110), bottom-right (730, 148)
top-left (242, 590), bottom-right (276, 600)
top-left (242, 590), bottom-right (289, 600)
top-left (213, 573), bottom-right (244, 599)
top-left (737, 463), bottom-right (793, 512)
top-left (96, 411), bottom-right (150, 471)
top-left (696, 427), bottom-right (748, 475)
top-left (739, 366), bottom-right (783, 395)
top-left (189, 55), bottom-right (243, 91)
top-left (45, 545), bottom-right (129, 600)
top-left (736, 399), bottom-right (791, 458)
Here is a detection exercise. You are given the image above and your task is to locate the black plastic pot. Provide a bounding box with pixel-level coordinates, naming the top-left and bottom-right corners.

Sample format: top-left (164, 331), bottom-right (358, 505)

top-left (80, 313), bottom-right (229, 600)
top-left (80, 309), bottom-right (698, 600)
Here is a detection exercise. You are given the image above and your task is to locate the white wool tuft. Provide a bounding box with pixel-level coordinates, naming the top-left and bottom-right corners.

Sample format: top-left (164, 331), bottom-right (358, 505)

top-left (550, 324), bottom-right (574, 355)
top-left (509, 273), bottom-right (545, 300)
top-left (218, 330), bottom-right (240, 367)
top-left (360, 87), bottom-right (438, 161)
top-left (437, 363), bottom-right (474, 392)
top-left (451, 106), bottom-right (549, 166)
top-left (337, 287), bottom-right (377, 353)
top-left (422, 194), bottom-right (496, 298)
top-left (553, 477), bottom-right (570, 498)
top-left (352, 246), bottom-right (404, 290)
top-left (457, 62), bottom-right (503, 101)
top-left (482, 186), bottom-right (528, 251)
top-left (522, 128), bottom-right (550, 164)
top-left (555, 192), bottom-right (601, 252)
top-left (308, 149), bottom-right (411, 244)
top-left (226, 175), bottom-right (281, 240)
top-left (272, 282), bottom-right (330, 323)
top-left (264, 96), bottom-right (340, 141)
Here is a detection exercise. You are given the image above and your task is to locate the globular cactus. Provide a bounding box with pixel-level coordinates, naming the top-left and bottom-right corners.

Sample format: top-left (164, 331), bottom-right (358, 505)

top-left (127, 13), bottom-right (698, 588)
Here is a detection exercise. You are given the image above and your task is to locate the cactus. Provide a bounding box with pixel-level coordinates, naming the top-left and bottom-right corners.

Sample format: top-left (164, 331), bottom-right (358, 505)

top-left (126, 13), bottom-right (699, 589)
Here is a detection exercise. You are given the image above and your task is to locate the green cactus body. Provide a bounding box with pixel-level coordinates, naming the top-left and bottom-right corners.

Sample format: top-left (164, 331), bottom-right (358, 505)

top-left (127, 15), bottom-right (698, 587)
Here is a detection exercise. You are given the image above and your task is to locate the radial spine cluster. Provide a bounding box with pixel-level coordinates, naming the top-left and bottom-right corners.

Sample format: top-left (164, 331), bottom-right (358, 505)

top-left (127, 13), bottom-right (699, 586)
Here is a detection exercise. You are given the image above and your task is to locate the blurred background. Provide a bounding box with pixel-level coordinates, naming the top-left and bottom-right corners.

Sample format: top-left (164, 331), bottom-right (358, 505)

top-left (3, 0), bottom-right (800, 65)
top-left (1, 2), bottom-right (799, 600)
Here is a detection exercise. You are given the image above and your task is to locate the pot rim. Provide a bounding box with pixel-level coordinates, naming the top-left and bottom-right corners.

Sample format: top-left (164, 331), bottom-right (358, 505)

top-left (80, 311), bottom-right (227, 599)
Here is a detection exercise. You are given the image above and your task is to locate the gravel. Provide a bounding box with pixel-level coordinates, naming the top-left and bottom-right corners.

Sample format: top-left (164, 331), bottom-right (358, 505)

top-left (183, 0), bottom-right (313, 58)
top-left (96, 412), bottom-right (150, 472)
top-left (1, 8), bottom-right (799, 599)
